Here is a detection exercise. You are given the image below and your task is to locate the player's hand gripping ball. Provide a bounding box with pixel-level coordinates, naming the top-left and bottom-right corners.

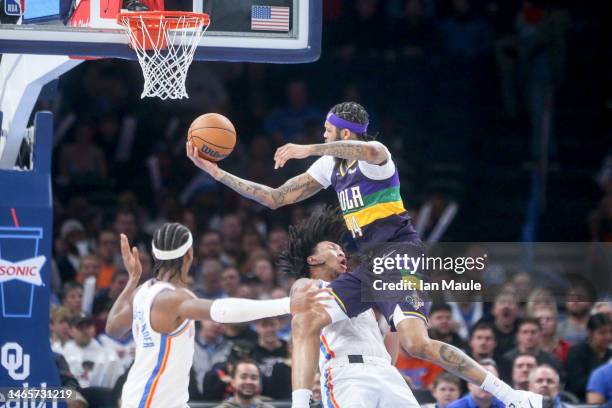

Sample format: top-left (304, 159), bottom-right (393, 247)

top-left (187, 113), bottom-right (236, 161)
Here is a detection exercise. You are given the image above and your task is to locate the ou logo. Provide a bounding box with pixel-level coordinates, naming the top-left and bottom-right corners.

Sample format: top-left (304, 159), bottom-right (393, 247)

top-left (1, 342), bottom-right (30, 380)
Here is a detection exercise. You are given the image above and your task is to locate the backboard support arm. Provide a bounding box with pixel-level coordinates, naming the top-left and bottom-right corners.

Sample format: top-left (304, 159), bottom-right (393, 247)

top-left (0, 54), bottom-right (82, 169)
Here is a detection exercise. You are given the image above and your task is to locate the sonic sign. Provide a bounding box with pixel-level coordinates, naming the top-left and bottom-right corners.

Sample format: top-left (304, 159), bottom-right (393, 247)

top-left (0, 228), bottom-right (46, 318)
top-left (0, 112), bottom-right (61, 396)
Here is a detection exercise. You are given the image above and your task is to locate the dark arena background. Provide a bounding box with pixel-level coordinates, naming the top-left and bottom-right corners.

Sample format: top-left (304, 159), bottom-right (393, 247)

top-left (0, 0), bottom-right (610, 407)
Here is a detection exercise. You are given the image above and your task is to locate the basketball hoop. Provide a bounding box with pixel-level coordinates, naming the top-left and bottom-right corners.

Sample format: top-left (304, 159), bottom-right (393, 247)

top-left (117, 11), bottom-right (210, 100)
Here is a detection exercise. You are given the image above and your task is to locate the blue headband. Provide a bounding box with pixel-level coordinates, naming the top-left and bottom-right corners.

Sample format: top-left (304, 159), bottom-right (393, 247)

top-left (326, 112), bottom-right (368, 134)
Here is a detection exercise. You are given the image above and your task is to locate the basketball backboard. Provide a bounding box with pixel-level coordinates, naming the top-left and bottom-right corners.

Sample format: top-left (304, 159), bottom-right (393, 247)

top-left (0, 0), bottom-right (321, 63)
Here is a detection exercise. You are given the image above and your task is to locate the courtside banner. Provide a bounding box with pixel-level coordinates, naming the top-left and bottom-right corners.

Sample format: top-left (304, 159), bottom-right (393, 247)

top-left (0, 112), bottom-right (62, 405)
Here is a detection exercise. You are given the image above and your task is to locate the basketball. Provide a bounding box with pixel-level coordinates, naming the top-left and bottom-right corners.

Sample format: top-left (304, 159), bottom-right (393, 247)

top-left (188, 113), bottom-right (237, 161)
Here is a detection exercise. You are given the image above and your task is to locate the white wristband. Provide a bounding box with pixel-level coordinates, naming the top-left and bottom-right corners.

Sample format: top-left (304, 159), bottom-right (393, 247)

top-left (210, 297), bottom-right (291, 323)
top-left (481, 372), bottom-right (513, 403)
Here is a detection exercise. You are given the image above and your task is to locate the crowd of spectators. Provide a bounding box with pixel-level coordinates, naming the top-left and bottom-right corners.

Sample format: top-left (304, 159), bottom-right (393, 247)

top-left (41, 0), bottom-right (610, 407)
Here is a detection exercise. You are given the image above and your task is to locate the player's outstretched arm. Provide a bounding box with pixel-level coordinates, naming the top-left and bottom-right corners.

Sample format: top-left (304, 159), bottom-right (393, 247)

top-left (210, 282), bottom-right (332, 323)
top-left (187, 140), bottom-right (322, 209)
top-left (106, 234), bottom-right (142, 339)
top-left (274, 140), bottom-right (389, 168)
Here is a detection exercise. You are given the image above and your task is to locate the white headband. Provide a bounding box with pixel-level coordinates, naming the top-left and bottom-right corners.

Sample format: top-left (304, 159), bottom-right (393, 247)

top-left (151, 232), bottom-right (193, 260)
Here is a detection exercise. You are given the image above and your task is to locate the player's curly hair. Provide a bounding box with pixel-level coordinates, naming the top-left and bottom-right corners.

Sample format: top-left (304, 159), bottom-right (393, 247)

top-left (330, 101), bottom-right (377, 141)
top-left (277, 205), bottom-right (347, 279)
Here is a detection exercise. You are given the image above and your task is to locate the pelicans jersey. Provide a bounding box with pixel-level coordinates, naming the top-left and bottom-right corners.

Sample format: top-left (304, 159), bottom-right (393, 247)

top-left (307, 141), bottom-right (429, 329)
top-left (121, 279), bottom-right (196, 408)
top-left (307, 141), bottom-right (418, 247)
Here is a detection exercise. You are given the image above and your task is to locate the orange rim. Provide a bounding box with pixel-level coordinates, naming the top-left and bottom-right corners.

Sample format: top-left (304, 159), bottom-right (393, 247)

top-left (117, 11), bottom-right (210, 30)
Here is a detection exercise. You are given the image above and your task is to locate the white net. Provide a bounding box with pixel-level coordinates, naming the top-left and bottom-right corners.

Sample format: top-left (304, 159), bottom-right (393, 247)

top-left (118, 13), bottom-right (209, 100)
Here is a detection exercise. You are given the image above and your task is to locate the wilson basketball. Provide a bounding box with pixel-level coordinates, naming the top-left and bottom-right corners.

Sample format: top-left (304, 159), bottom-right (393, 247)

top-left (188, 113), bottom-right (236, 161)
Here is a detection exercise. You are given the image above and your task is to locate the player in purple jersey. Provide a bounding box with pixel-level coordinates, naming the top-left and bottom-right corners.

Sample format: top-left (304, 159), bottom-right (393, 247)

top-left (187, 102), bottom-right (542, 408)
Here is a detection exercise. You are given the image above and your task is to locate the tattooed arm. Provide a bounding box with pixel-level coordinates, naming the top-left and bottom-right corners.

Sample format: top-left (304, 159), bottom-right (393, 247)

top-left (218, 171), bottom-right (323, 209)
top-left (310, 141), bottom-right (388, 164)
top-left (186, 141), bottom-right (323, 209)
top-left (274, 140), bottom-right (389, 168)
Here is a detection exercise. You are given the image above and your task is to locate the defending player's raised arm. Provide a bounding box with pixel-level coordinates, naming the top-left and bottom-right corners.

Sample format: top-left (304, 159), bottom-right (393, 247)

top-left (274, 141), bottom-right (389, 169)
top-left (106, 234), bottom-right (142, 339)
top-left (187, 140), bottom-right (322, 209)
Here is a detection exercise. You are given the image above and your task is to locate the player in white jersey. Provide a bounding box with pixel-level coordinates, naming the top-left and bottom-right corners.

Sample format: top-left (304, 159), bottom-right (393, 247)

top-left (317, 282), bottom-right (420, 407)
top-left (105, 223), bottom-right (329, 408)
top-left (275, 206), bottom-right (420, 407)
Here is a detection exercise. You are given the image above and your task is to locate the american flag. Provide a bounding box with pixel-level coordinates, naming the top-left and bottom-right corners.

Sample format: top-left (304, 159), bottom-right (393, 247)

top-left (251, 5), bottom-right (290, 32)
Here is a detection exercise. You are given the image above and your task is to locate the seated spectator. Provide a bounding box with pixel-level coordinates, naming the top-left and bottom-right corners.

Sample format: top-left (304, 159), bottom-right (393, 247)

top-left (469, 322), bottom-right (497, 360)
top-left (511, 353), bottom-right (538, 391)
top-left (220, 214), bottom-right (244, 259)
top-left (241, 230), bottom-right (264, 256)
top-left (202, 341), bottom-right (254, 401)
top-left (557, 278), bottom-right (596, 345)
top-left (448, 300), bottom-right (484, 341)
top-left (526, 289), bottom-right (556, 317)
top-left (586, 359), bottom-right (612, 405)
top-left (447, 359), bottom-right (505, 408)
top-left (531, 306), bottom-right (571, 364)
top-left (565, 313), bottom-right (612, 400)
top-left (62, 312), bottom-right (121, 388)
top-left (57, 219), bottom-right (88, 283)
top-left (58, 122), bottom-right (107, 183)
top-left (113, 207), bottom-right (150, 250)
top-left (477, 289), bottom-right (519, 357)
top-left (50, 306), bottom-right (73, 353)
top-left (428, 303), bottom-right (467, 350)
top-left (512, 271), bottom-right (534, 305)
top-left (500, 318), bottom-right (563, 382)
top-left (267, 227), bottom-right (289, 263)
top-left (528, 365), bottom-right (569, 408)
top-left (76, 254), bottom-right (101, 285)
top-left (197, 230), bottom-right (234, 267)
top-left (213, 359), bottom-right (274, 408)
top-left (195, 259), bottom-right (225, 299)
top-left (96, 230), bottom-right (119, 289)
top-left (61, 282), bottom-right (84, 316)
top-left (92, 270), bottom-right (129, 332)
top-left (252, 317), bottom-right (291, 399)
top-left (192, 319), bottom-right (233, 397)
top-left (221, 266), bottom-right (243, 298)
top-left (423, 373), bottom-right (462, 408)
top-left (252, 258), bottom-right (278, 298)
